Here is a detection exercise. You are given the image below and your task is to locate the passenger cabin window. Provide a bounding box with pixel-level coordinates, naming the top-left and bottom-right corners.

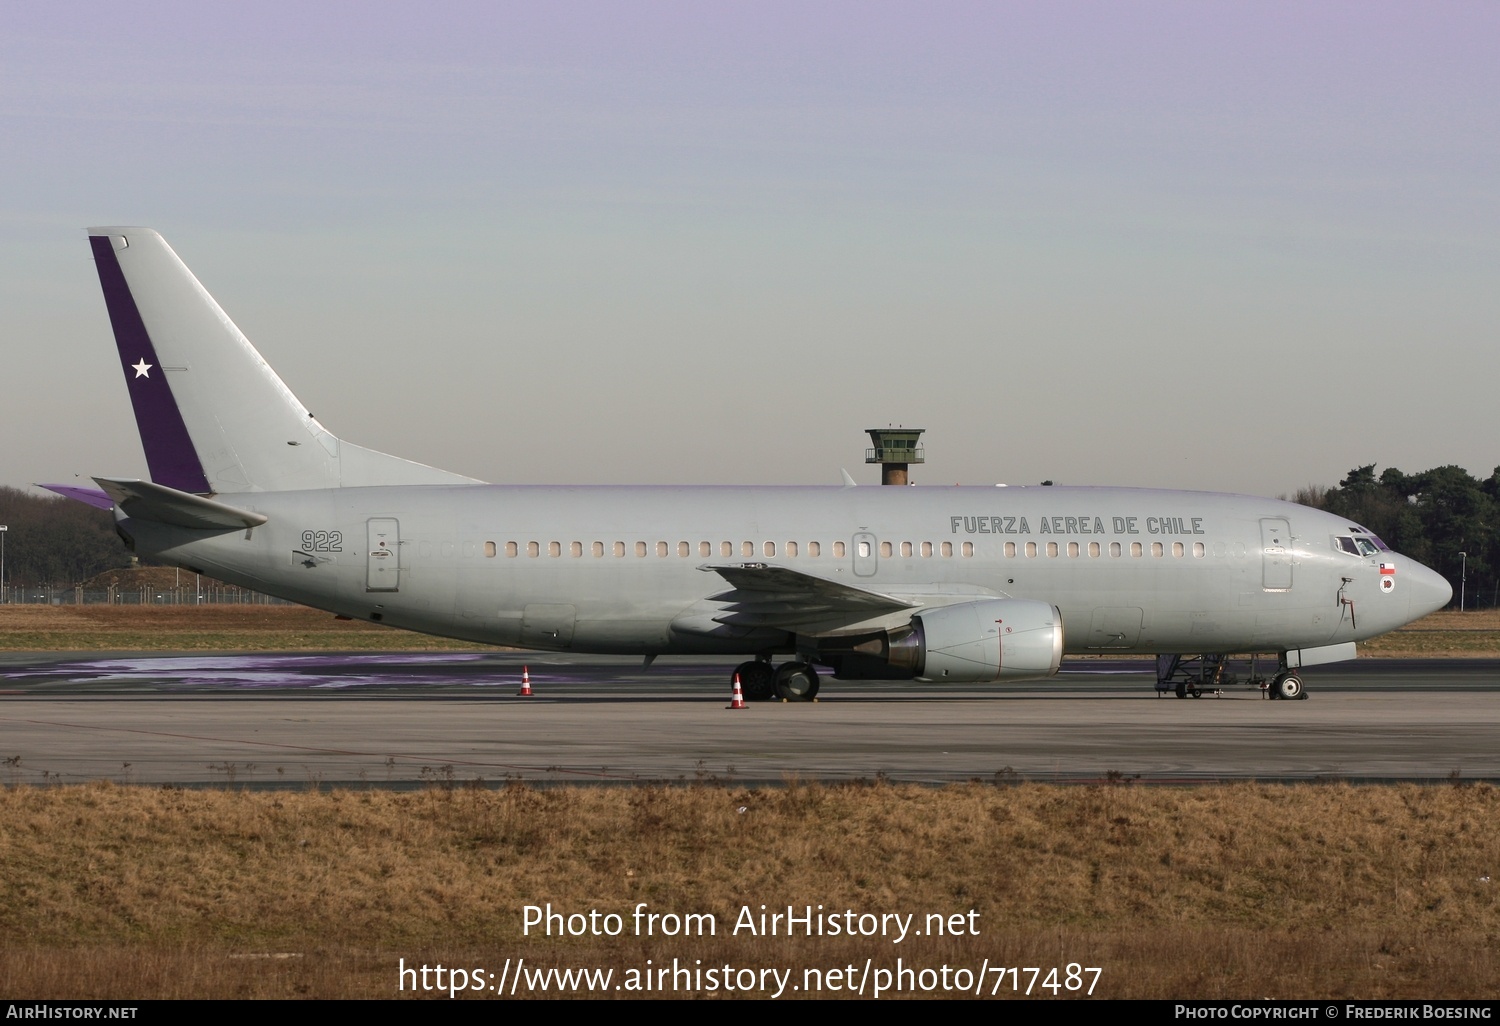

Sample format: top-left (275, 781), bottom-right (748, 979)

top-left (656, 541), bottom-right (668, 557)
top-left (858, 541), bottom-right (871, 558)
top-left (636, 542), bottom-right (648, 557)
top-left (764, 541), bottom-right (776, 557)
top-left (880, 541), bottom-right (893, 558)
top-left (1025, 542), bottom-right (1037, 558)
top-left (484, 541), bottom-right (497, 558)
top-left (834, 541), bottom-right (847, 557)
top-left (1088, 542), bottom-right (1100, 557)
top-left (549, 541), bottom-right (561, 557)
top-left (506, 541), bottom-right (518, 557)
top-left (1067, 542), bottom-right (1080, 557)
top-left (678, 541), bottom-right (690, 557)
top-left (962, 542), bottom-right (974, 557)
top-left (593, 541), bottom-right (605, 557)
top-left (1131, 542), bottom-right (1143, 557)
top-left (527, 541), bottom-right (540, 558)
top-left (614, 542), bottom-right (626, 557)
top-left (921, 542), bottom-right (932, 557)
top-left (571, 541), bottom-right (583, 557)
top-left (787, 541), bottom-right (798, 557)
top-left (1193, 542), bottom-right (1205, 557)
top-left (809, 541), bottom-right (821, 557)
top-left (1152, 542), bottom-right (1164, 557)
top-left (901, 542), bottom-right (913, 557)
top-left (1109, 542), bottom-right (1121, 557)
top-left (742, 541), bottom-right (754, 557)
top-left (941, 542), bottom-right (952, 557)
top-left (1172, 542), bottom-right (1184, 557)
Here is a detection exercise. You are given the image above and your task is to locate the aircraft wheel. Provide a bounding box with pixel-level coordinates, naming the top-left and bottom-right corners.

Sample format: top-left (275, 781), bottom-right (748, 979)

top-left (1174, 681), bottom-right (1187, 699)
top-left (1272, 673), bottom-right (1304, 701)
top-left (774, 662), bottom-right (820, 702)
top-left (733, 661), bottom-right (776, 702)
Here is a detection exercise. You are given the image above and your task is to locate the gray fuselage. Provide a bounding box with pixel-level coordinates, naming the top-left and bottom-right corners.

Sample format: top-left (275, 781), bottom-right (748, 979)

top-left (121, 482), bottom-right (1451, 659)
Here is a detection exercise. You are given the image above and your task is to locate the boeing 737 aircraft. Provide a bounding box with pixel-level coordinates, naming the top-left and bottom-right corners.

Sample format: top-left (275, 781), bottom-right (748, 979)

top-left (48, 228), bottom-right (1452, 701)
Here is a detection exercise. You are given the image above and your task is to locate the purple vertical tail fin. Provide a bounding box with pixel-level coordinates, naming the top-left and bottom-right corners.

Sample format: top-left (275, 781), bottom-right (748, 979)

top-left (89, 233), bottom-right (211, 494)
top-left (86, 227), bottom-right (479, 493)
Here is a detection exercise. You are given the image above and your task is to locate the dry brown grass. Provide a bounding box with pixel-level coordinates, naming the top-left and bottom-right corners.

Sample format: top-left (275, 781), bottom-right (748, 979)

top-left (1360, 609), bottom-right (1500, 658)
top-left (1, 782), bottom-right (1496, 998)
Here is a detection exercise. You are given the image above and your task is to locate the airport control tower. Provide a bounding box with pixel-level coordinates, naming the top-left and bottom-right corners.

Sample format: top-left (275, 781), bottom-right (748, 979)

top-left (865, 427), bottom-right (924, 486)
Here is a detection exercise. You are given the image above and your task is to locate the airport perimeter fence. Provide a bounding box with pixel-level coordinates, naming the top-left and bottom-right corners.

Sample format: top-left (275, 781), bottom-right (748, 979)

top-left (0, 585), bottom-right (293, 606)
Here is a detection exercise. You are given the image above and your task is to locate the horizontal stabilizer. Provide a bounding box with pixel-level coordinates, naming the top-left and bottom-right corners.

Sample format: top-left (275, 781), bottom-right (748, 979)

top-left (93, 477), bottom-right (269, 531)
top-left (38, 484), bottom-right (115, 510)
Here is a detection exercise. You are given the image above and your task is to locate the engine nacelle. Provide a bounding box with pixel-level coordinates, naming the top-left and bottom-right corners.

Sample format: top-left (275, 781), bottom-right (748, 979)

top-left (825, 598), bottom-right (1063, 682)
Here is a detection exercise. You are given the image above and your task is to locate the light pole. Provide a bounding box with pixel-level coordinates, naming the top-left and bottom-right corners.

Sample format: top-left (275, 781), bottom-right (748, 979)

top-left (1459, 551), bottom-right (1467, 612)
top-left (0, 525), bottom-right (7, 604)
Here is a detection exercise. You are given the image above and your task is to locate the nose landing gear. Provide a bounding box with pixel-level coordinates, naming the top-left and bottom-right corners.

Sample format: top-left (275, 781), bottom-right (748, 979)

top-left (1269, 672), bottom-right (1305, 700)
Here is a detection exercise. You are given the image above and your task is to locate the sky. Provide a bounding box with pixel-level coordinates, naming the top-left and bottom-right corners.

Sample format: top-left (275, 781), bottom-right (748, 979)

top-left (3, 2), bottom-right (1498, 497)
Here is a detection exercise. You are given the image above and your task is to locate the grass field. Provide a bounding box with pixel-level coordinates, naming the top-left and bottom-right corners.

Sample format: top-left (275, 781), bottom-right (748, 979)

top-left (2, 605), bottom-right (1498, 656)
top-left (0, 781), bottom-right (1495, 999)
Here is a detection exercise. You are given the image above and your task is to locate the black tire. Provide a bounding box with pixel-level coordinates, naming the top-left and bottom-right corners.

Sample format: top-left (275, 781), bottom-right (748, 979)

top-left (733, 660), bottom-right (776, 702)
top-left (1273, 673), bottom-right (1304, 701)
top-left (774, 662), bottom-right (820, 702)
top-left (1174, 681), bottom-right (1187, 699)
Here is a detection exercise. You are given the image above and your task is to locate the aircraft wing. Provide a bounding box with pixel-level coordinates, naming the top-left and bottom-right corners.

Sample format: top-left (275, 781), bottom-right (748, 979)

top-left (698, 562), bottom-right (914, 631)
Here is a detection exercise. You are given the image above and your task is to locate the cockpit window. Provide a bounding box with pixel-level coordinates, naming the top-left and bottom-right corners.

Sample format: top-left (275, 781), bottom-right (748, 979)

top-left (1348, 526), bottom-right (1392, 552)
top-left (1335, 536), bottom-right (1360, 556)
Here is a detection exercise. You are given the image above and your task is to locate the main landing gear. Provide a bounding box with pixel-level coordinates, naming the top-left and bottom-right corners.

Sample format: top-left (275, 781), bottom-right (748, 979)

top-left (730, 660), bottom-right (820, 702)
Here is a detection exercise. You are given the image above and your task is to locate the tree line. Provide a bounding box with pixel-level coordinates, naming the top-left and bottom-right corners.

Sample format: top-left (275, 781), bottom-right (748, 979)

top-left (1295, 464), bottom-right (1498, 609)
top-left (0, 487), bottom-right (132, 586)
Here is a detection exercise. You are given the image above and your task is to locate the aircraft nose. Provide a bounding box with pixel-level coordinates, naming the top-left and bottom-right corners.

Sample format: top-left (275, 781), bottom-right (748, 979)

top-left (1405, 559), bottom-right (1453, 618)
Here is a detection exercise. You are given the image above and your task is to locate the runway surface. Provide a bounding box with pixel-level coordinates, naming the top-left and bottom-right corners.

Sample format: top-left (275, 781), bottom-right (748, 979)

top-left (1, 653), bottom-right (1497, 786)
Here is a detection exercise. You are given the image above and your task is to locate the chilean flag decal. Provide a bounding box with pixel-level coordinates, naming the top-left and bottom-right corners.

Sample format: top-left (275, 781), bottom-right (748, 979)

top-left (1380, 562), bottom-right (1396, 592)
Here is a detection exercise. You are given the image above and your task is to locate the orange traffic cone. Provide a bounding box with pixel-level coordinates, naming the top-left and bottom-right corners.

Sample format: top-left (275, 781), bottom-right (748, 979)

top-left (727, 672), bottom-right (747, 710)
top-left (518, 666), bottom-right (533, 697)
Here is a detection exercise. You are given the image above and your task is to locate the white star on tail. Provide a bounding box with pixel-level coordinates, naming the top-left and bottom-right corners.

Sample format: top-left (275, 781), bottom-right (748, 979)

top-left (132, 358), bottom-right (152, 378)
